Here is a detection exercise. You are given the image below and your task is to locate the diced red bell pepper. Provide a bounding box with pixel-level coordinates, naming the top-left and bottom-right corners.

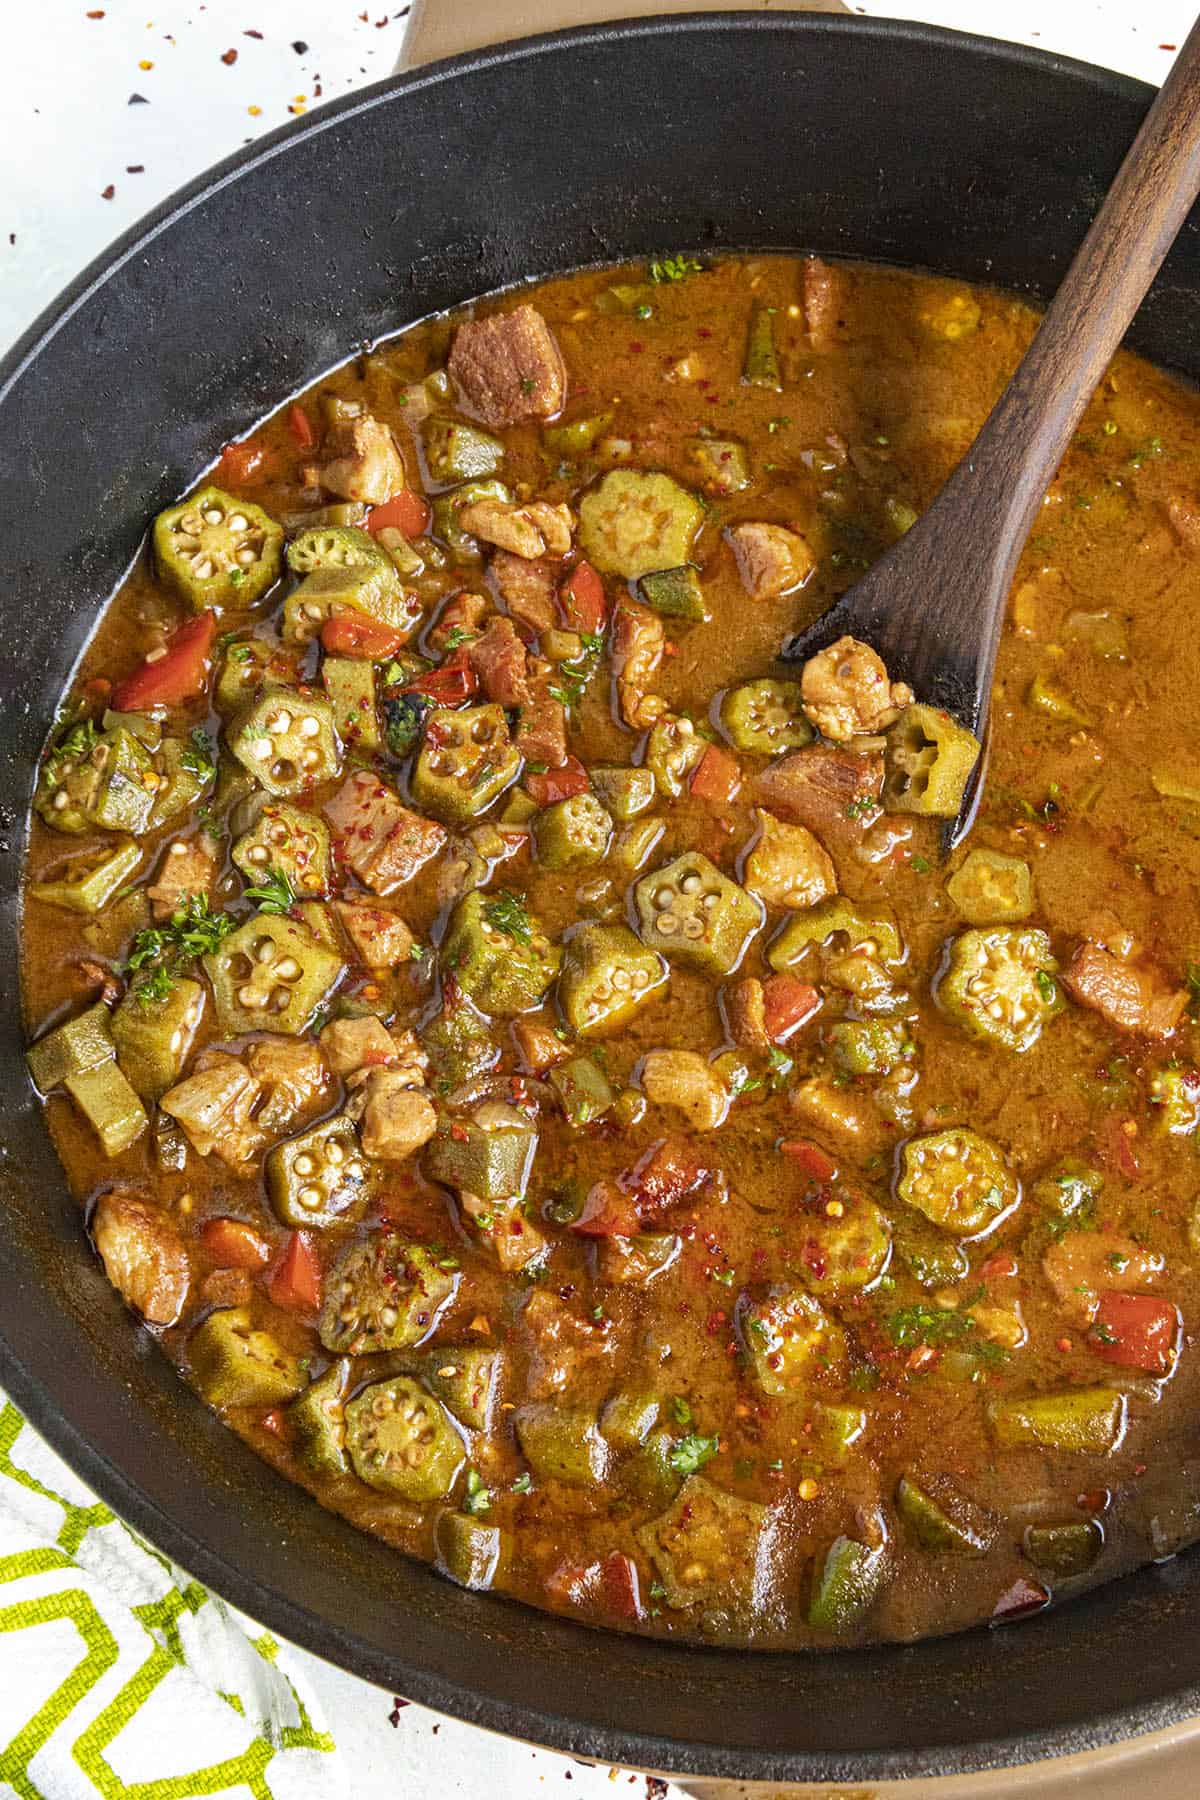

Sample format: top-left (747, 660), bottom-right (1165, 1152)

top-left (544, 1559), bottom-right (599, 1610)
top-left (217, 439), bottom-right (267, 485)
top-left (626, 1137), bottom-right (713, 1217)
top-left (320, 614), bottom-right (409, 660)
top-left (573, 1180), bottom-right (641, 1238)
top-left (689, 744), bottom-right (741, 806)
top-left (558, 561), bottom-right (607, 634)
top-left (199, 1217), bottom-right (271, 1269)
top-left (1088, 1291), bottom-right (1179, 1374)
top-left (1099, 1114), bottom-right (1141, 1182)
top-left (267, 1232), bottom-right (322, 1313)
top-left (780, 1139), bottom-right (838, 1183)
top-left (761, 975), bottom-right (820, 1043)
top-left (110, 610), bottom-right (217, 710)
top-left (979, 1251), bottom-right (1019, 1283)
top-left (400, 665), bottom-right (479, 706)
top-left (599, 1552), bottom-right (643, 1622)
top-left (991, 1575), bottom-right (1050, 1624)
top-left (287, 403), bottom-right (317, 450)
top-left (525, 755), bottom-right (589, 807)
top-left (367, 490), bottom-right (432, 539)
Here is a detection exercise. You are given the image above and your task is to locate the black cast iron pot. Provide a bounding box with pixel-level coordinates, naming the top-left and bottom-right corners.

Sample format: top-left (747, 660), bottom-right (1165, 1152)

top-left (3, 15), bottom-right (1200, 1784)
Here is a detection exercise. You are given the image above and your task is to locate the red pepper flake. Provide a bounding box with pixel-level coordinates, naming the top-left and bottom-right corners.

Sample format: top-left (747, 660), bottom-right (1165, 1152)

top-left (1134, 1462), bottom-right (1147, 1476)
top-left (126, 164), bottom-right (144, 173)
top-left (697, 327), bottom-right (712, 339)
top-left (128, 92), bottom-right (148, 104)
top-left (221, 47), bottom-right (238, 65)
top-left (86, 7), bottom-right (105, 15)
top-left (292, 39), bottom-right (309, 52)
top-left (1161, 44), bottom-right (1178, 51)
top-left (628, 341), bottom-right (644, 354)
top-left (244, 28), bottom-right (264, 39)
top-left (101, 185), bottom-right (115, 200)
top-left (705, 1309), bottom-right (727, 1336)
top-left (1056, 1335), bottom-right (1072, 1353)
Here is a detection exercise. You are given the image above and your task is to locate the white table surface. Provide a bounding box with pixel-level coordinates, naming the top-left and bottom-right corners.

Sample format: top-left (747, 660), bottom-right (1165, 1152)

top-left (4, 3), bottom-right (1197, 1795)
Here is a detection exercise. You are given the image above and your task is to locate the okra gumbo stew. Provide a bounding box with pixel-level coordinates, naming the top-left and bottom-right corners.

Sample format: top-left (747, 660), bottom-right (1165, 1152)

top-left (22, 253), bottom-right (1200, 1648)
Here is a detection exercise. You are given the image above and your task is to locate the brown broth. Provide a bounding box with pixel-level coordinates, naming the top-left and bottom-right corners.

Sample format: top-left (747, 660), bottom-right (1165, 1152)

top-left (21, 256), bottom-right (1200, 1649)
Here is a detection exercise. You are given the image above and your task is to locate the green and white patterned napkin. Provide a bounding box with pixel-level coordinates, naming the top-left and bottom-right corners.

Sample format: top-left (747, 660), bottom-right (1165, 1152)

top-left (0, 1395), bottom-right (337, 1798)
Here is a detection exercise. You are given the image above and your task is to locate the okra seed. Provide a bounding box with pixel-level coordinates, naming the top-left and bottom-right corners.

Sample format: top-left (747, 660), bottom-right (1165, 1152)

top-left (250, 739), bottom-right (272, 762)
top-left (294, 1155), bottom-right (316, 1176)
top-left (52, 791), bottom-right (69, 811)
top-left (247, 846), bottom-right (269, 865)
top-left (702, 892), bottom-right (719, 910)
top-left (303, 602), bottom-right (324, 621)
top-left (236, 546), bottom-right (257, 566)
top-left (298, 716), bottom-right (321, 739)
top-left (180, 513), bottom-right (202, 532)
top-left (633, 970), bottom-right (650, 989)
top-left (202, 507), bottom-right (223, 526)
top-left (326, 1142), bottom-right (345, 1166)
top-left (301, 749), bottom-right (321, 768)
top-left (237, 985), bottom-right (268, 1007)
top-left (193, 558), bottom-right (215, 580)
top-left (683, 917), bottom-right (705, 939)
top-left (169, 840), bottom-right (188, 857)
top-left (274, 956), bottom-right (301, 981)
top-left (169, 1028), bottom-right (183, 1054)
top-left (612, 970), bottom-right (631, 992)
top-left (653, 887), bottom-right (674, 909)
top-left (680, 873), bottom-right (701, 894)
top-left (298, 1186), bottom-right (322, 1209)
top-left (380, 1306), bottom-right (398, 1329)
top-left (254, 938), bottom-right (275, 961)
top-left (594, 979), bottom-right (613, 1001)
top-left (345, 1163), bottom-right (364, 1181)
top-left (657, 912), bottom-right (679, 934)
top-left (270, 710), bottom-right (292, 734)
top-left (228, 514), bottom-right (249, 531)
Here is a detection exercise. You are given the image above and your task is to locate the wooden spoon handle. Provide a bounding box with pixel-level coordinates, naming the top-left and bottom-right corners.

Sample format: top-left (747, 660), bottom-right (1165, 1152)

top-left (957, 14), bottom-right (1200, 564)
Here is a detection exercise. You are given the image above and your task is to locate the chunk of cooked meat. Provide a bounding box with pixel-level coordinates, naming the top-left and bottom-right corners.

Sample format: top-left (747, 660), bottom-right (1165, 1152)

top-left (1063, 942), bottom-right (1187, 1041)
top-left (468, 615), bottom-right (530, 707)
top-left (515, 667), bottom-right (569, 767)
top-left (462, 1192), bottom-right (548, 1271)
top-left (429, 590), bottom-right (489, 654)
top-left (200, 1267), bottom-right (254, 1309)
top-left (1042, 1230), bottom-right (1163, 1327)
top-left (612, 599), bottom-right (666, 728)
top-left (490, 551), bottom-right (559, 639)
top-left (522, 1289), bottom-right (612, 1400)
top-left (789, 1076), bottom-right (886, 1154)
top-left (641, 1050), bottom-right (729, 1132)
top-left (358, 1074), bottom-right (439, 1161)
top-left (245, 1038), bottom-right (330, 1136)
top-left (325, 770), bottom-right (447, 894)
top-left (335, 899), bottom-right (417, 969)
top-left (145, 836), bottom-right (217, 921)
top-left (319, 1014), bottom-right (397, 1079)
top-left (449, 304), bottom-right (567, 430)
top-left (512, 1016), bottom-right (570, 1073)
top-left (801, 255), bottom-right (844, 352)
top-left (743, 810), bottom-right (837, 910)
top-left (728, 977), bottom-right (770, 1052)
top-left (728, 522), bottom-right (815, 600)
top-left (625, 1136), bottom-right (715, 1218)
top-left (756, 744), bottom-right (884, 843)
top-left (801, 635), bottom-right (913, 741)
top-left (459, 498), bottom-right (573, 560)
top-left (92, 1191), bottom-right (190, 1325)
top-left (161, 1053), bottom-right (267, 1167)
top-left (318, 412), bottom-right (406, 506)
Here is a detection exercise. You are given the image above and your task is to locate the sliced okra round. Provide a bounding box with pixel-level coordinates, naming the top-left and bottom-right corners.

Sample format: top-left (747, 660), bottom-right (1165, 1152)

top-left (319, 1237), bottom-right (459, 1355)
top-left (154, 485), bottom-right (283, 611)
top-left (204, 914), bottom-right (345, 1039)
top-left (576, 470), bottom-right (704, 580)
top-left (286, 523), bottom-right (393, 576)
top-left (634, 850), bottom-right (762, 979)
top-left (345, 1376), bottom-right (466, 1500)
top-left (646, 715), bottom-right (705, 799)
top-left (441, 889), bottom-right (560, 1016)
top-left (636, 1476), bottom-right (768, 1610)
top-left (883, 703), bottom-right (981, 817)
top-left (938, 926), bottom-right (1060, 1052)
top-left (896, 1126), bottom-right (1018, 1237)
top-left (189, 1307), bottom-right (304, 1411)
top-left (233, 801), bottom-right (332, 898)
top-left (739, 1285), bottom-right (847, 1397)
top-left (719, 679), bottom-right (813, 754)
top-left (412, 705), bottom-right (522, 825)
top-left (229, 686), bottom-right (343, 797)
top-left (557, 922), bottom-right (668, 1037)
top-left (288, 1363), bottom-right (351, 1476)
top-left (797, 1193), bottom-right (892, 1297)
top-left (267, 1116), bottom-right (369, 1230)
top-left (946, 848), bottom-right (1033, 925)
top-left (533, 792), bottom-right (612, 871)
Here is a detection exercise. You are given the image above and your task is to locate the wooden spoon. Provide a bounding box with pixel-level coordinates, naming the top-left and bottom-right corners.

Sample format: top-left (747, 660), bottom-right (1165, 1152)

top-left (781, 17), bottom-right (1200, 848)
